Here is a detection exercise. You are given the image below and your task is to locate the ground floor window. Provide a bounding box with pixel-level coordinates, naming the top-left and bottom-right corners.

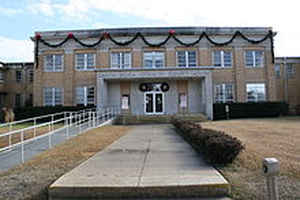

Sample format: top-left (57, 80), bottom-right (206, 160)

top-left (15, 94), bottom-right (22, 107)
top-left (43, 87), bottom-right (63, 106)
top-left (246, 83), bottom-right (266, 102)
top-left (76, 86), bottom-right (95, 106)
top-left (214, 83), bottom-right (234, 103)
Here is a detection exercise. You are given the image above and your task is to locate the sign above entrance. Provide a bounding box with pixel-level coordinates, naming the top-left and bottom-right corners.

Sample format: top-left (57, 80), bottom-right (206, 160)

top-left (139, 82), bottom-right (169, 92)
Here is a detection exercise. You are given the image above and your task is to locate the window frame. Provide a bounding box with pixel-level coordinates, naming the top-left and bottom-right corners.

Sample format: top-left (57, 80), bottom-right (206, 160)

top-left (176, 50), bottom-right (197, 68)
top-left (214, 83), bottom-right (234, 103)
top-left (110, 52), bottom-right (132, 69)
top-left (76, 86), bottom-right (95, 106)
top-left (246, 83), bottom-right (266, 102)
top-left (245, 50), bottom-right (264, 68)
top-left (274, 64), bottom-right (281, 78)
top-left (143, 51), bottom-right (165, 68)
top-left (44, 54), bottom-right (64, 72)
top-left (213, 50), bottom-right (232, 68)
top-left (75, 53), bottom-right (96, 71)
top-left (16, 70), bottom-right (22, 82)
top-left (286, 63), bottom-right (295, 78)
top-left (15, 93), bottom-right (22, 107)
top-left (43, 87), bottom-right (64, 106)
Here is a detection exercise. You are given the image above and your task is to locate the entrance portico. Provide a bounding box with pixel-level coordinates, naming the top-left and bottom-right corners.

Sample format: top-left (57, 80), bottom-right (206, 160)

top-left (96, 68), bottom-right (213, 120)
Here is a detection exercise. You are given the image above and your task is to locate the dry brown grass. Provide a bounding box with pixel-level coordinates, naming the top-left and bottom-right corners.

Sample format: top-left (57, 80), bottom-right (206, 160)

top-left (202, 117), bottom-right (300, 200)
top-left (0, 125), bottom-right (131, 200)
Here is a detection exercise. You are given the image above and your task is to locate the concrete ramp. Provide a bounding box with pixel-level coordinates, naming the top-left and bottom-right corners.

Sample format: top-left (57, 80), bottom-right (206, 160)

top-left (49, 125), bottom-right (230, 200)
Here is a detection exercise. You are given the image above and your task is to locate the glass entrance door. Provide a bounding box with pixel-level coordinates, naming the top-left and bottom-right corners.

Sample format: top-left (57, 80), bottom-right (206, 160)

top-left (144, 92), bottom-right (164, 114)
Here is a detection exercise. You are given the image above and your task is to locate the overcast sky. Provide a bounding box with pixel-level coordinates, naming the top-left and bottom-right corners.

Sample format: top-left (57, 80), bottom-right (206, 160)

top-left (0, 0), bottom-right (299, 62)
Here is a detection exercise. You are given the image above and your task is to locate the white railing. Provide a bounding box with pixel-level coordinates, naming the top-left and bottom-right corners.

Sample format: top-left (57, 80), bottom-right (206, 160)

top-left (0, 106), bottom-right (120, 163)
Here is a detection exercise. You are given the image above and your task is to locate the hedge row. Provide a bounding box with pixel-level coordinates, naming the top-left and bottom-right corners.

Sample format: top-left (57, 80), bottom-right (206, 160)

top-left (12, 106), bottom-right (95, 121)
top-left (171, 118), bottom-right (244, 165)
top-left (214, 102), bottom-right (289, 120)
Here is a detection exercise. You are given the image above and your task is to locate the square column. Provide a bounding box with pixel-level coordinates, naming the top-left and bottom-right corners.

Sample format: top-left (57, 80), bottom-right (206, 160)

top-left (97, 77), bottom-right (108, 109)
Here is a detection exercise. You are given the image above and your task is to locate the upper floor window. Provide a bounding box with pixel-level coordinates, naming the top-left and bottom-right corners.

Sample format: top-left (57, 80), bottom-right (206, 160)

top-left (245, 50), bottom-right (264, 67)
top-left (111, 52), bottom-right (131, 69)
top-left (144, 52), bottom-right (164, 68)
top-left (287, 63), bottom-right (295, 78)
top-left (28, 69), bottom-right (34, 82)
top-left (213, 50), bottom-right (232, 67)
top-left (177, 50), bottom-right (197, 67)
top-left (43, 87), bottom-right (63, 106)
top-left (246, 83), bottom-right (266, 102)
top-left (214, 83), bottom-right (234, 103)
top-left (76, 86), bottom-right (95, 106)
top-left (44, 54), bottom-right (63, 72)
top-left (16, 70), bottom-right (22, 82)
top-left (0, 71), bottom-right (4, 82)
top-left (274, 64), bottom-right (280, 78)
top-left (75, 53), bottom-right (96, 70)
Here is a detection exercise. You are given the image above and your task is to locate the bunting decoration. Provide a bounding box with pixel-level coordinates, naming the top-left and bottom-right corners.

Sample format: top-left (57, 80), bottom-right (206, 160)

top-left (35, 30), bottom-right (275, 68)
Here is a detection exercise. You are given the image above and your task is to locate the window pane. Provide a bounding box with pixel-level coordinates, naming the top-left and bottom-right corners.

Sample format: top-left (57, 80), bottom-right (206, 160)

top-left (45, 55), bottom-right (53, 71)
top-left (15, 94), bottom-right (21, 107)
top-left (274, 64), bottom-right (280, 78)
top-left (247, 83), bottom-right (265, 102)
top-left (144, 52), bottom-right (153, 68)
top-left (287, 63), bottom-right (295, 78)
top-left (122, 53), bottom-right (131, 68)
top-left (154, 52), bottom-right (164, 68)
top-left (54, 55), bottom-right (63, 71)
top-left (0, 71), bottom-right (4, 81)
top-left (76, 87), bottom-right (85, 105)
top-left (245, 51), bottom-right (254, 66)
top-left (111, 53), bottom-right (120, 68)
top-left (54, 88), bottom-right (63, 105)
top-left (87, 53), bottom-right (95, 69)
top-left (213, 51), bottom-right (222, 67)
top-left (16, 71), bottom-right (22, 82)
top-left (44, 88), bottom-right (53, 106)
top-left (177, 51), bottom-right (186, 67)
top-left (223, 51), bottom-right (232, 67)
top-left (215, 84), bottom-right (234, 103)
top-left (87, 87), bottom-right (95, 105)
top-left (255, 51), bottom-right (263, 67)
top-left (188, 51), bottom-right (196, 67)
top-left (76, 54), bottom-right (85, 70)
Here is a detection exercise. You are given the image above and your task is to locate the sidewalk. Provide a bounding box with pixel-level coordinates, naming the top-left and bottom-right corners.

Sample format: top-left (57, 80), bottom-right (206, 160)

top-left (49, 124), bottom-right (230, 199)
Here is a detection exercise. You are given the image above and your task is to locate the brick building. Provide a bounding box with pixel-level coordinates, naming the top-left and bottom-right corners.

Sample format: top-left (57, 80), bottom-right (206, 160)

top-left (275, 57), bottom-right (300, 114)
top-left (0, 62), bottom-right (34, 108)
top-left (32, 27), bottom-right (278, 119)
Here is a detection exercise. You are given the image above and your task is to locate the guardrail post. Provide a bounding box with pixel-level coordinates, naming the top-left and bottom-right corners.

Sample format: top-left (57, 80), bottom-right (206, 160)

top-left (93, 112), bottom-right (96, 127)
top-left (33, 117), bottom-right (37, 138)
top-left (21, 130), bottom-right (24, 163)
top-left (48, 123), bottom-right (52, 148)
top-left (9, 123), bottom-right (12, 147)
top-left (51, 114), bottom-right (54, 131)
top-left (89, 111), bottom-right (92, 128)
top-left (79, 113), bottom-right (82, 134)
top-left (66, 115), bottom-right (69, 139)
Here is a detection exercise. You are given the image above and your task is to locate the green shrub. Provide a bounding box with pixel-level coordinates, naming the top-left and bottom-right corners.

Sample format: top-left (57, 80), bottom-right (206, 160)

top-left (171, 119), bottom-right (244, 165)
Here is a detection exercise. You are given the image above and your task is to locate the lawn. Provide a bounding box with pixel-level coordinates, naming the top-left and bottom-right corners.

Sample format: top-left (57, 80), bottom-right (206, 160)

top-left (202, 116), bottom-right (300, 200)
top-left (0, 125), bottom-right (131, 200)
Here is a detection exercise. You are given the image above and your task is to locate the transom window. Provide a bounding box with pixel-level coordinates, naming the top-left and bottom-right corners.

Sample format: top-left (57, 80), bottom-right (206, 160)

top-left (44, 54), bottom-right (63, 72)
top-left (111, 52), bottom-right (131, 69)
top-left (43, 87), bottom-right (63, 106)
top-left (274, 64), bottom-right (281, 78)
top-left (177, 50), bottom-right (197, 67)
top-left (287, 63), bottom-right (295, 78)
top-left (246, 83), bottom-right (266, 102)
top-left (76, 86), bottom-right (95, 106)
top-left (245, 50), bottom-right (264, 67)
top-left (144, 52), bottom-right (164, 68)
top-left (75, 53), bottom-right (96, 70)
top-left (213, 50), bottom-right (232, 67)
top-left (214, 83), bottom-right (234, 103)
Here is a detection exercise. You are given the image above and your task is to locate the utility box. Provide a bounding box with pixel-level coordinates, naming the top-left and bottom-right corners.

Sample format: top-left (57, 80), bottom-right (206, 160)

top-left (263, 158), bottom-right (280, 176)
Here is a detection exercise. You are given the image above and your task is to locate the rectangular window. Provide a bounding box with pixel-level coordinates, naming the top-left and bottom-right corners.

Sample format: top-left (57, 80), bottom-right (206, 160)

top-left (16, 71), bottom-right (22, 82)
top-left (15, 94), bottom-right (22, 107)
top-left (245, 50), bottom-right (264, 67)
top-left (76, 86), bottom-right (95, 106)
top-left (246, 83), bottom-right (266, 102)
top-left (144, 52), bottom-right (164, 68)
top-left (75, 53), bottom-right (96, 70)
top-left (43, 87), bottom-right (63, 106)
top-left (287, 63), bottom-right (295, 78)
top-left (44, 54), bottom-right (63, 72)
top-left (214, 84), bottom-right (234, 103)
top-left (111, 52), bottom-right (131, 69)
top-left (274, 64), bottom-right (280, 78)
top-left (177, 50), bottom-right (196, 67)
top-left (28, 69), bottom-right (34, 82)
top-left (0, 71), bottom-right (4, 82)
top-left (213, 50), bottom-right (232, 67)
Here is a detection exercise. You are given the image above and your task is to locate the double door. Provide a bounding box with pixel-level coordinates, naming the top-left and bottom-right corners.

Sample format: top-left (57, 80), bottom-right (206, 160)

top-left (144, 92), bottom-right (164, 114)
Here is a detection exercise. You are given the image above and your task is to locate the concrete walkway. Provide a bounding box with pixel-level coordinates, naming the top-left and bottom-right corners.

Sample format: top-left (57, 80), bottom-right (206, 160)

top-left (49, 124), bottom-right (230, 199)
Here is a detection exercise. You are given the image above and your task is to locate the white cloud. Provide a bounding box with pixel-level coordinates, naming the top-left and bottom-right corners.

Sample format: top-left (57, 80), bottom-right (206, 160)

top-left (0, 36), bottom-right (33, 62)
top-left (0, 6), bottom-right (22, 16)
top-left (28, 0), bottom-right (55, 16)
top-left (26, 0), bottom-right (300, 56)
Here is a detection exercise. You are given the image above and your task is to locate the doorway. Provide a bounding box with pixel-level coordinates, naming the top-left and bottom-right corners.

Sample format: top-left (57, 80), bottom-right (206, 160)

top-left (144, 92), bottom-right (164, 114)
